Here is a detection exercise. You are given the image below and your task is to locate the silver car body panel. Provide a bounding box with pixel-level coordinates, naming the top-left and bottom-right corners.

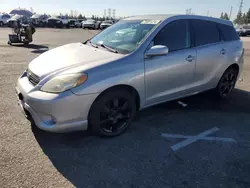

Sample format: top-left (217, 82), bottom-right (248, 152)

top-left (16, 14), bottom-right (244, 132)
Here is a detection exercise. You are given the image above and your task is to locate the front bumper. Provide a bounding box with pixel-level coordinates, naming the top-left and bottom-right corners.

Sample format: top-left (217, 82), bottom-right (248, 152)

top-left (16, 75), bottom-right (99, 133)
top-left (100, 25), bottom-right (110, 29)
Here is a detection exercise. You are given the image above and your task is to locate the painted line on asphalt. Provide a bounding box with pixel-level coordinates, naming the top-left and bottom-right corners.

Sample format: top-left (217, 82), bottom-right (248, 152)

top-left (162, 127), bottom-right (237, 151)
top-left (0, 62), bottom-right (28, 65)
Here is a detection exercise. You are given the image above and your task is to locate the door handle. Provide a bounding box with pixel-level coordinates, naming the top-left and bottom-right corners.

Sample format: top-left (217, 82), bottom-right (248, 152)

top-left (220, 49), bottom-right (226, 55)
top-left (185, 55), bottom-right (195, 62)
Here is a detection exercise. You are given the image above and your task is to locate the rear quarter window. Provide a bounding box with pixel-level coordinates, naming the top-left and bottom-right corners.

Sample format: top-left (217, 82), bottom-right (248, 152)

top-left (217, 24), bottom-right (240, 41)
top-left (191, 19), bottom-right (220, 47)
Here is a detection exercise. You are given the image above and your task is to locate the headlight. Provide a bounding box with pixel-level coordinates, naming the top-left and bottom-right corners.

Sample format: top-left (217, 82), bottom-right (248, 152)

top-left (40, 73), bottom-right (87, 93)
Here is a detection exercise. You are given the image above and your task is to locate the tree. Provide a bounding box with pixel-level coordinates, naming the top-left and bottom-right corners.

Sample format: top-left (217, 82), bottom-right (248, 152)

top-left (246, 8), bottom-right (250, 24)
top-left (220, 12), bottom-right (224, 19)
top-left (78, 14), bottom-right (83, 19)
top-left (234, 11), bottom-right (243, 24)
top-left (224, 13), bottom-right (229, 20)
top-left (242, 13), bottom-right (247, 24)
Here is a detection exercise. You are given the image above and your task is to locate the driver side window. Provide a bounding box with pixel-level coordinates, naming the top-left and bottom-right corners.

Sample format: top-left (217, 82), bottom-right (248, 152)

top-left (154, 20), bottom-right (190, 52)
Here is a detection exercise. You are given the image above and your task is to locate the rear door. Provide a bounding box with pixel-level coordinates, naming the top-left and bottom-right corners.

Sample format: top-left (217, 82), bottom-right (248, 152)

top-left (190, 19), bottom-right (226, 89)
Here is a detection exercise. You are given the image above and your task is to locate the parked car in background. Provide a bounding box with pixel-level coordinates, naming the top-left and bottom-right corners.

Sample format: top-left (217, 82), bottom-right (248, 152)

top-left (16, 15), bottom-right (243, 137)
top-left (57, 16), bottom-right (69, 28)
top-left (74, 20), bottom-right (81, 28)
top-left (68, 19), bottom-right (77, 28)
top-left (0, 13), bottom-right (11, 26)
top-left (31, 14), bottom-right (48, 27)
top-left (47, 17), bottom-right (64, 28)
top-left (82, 19), bottom-right (99, 29)
top-left (235, 25), bottom-right (250, 36)
top-left (100, 20), bottom-right (113, 30)
top-left (7, 14), bottom-right (29, 27)
top-left (97, 21), bottom-right (102, 29)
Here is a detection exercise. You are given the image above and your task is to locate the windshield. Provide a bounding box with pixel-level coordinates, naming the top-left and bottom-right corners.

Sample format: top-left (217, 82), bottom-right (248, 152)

top-left (86, 20), bottom-right (95, 23)
top-left (103, 21), bottom-right (113, 24)
top-left (90, 19), bottom-right (160, 54)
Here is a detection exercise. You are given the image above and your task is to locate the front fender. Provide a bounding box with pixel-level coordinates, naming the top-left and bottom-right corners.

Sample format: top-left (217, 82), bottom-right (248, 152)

top-left (70, 57), bottom-right (145, 107)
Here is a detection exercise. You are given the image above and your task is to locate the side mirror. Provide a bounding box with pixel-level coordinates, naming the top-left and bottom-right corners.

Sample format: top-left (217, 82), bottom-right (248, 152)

top-left (145, 45), bottom-right (169, 58)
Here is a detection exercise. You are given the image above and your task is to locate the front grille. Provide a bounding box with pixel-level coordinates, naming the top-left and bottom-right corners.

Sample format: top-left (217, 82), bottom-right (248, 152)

top-left (27, 69), bottom-right (40, 86)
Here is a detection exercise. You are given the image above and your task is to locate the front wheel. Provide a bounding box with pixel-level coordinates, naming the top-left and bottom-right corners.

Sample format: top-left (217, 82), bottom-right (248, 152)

top-left (88, 89), bottom-right (136, 137)
top-left (214, 68), bottom-right (238, 99)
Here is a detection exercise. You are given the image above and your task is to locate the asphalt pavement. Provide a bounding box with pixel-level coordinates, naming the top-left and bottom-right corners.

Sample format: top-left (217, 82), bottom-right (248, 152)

top-left (0, 28), bottom-right (250, 188)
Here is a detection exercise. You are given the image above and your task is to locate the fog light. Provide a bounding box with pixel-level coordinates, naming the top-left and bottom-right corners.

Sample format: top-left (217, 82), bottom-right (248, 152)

top-left (40, 114), bottom-right (57, 125)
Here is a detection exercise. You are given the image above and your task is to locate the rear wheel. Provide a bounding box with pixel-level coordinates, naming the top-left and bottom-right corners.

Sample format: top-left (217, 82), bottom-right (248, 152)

top-left (89, 89), bottom-right (136, 137)
top-left (0, 22), bottom-right (3, 27)
top-left (215, 68), bottom-right (238, 99)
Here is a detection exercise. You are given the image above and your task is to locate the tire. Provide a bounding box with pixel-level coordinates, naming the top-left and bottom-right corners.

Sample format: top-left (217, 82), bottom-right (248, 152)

top-left (88, 89), bottom-right (136, 137)
top-left (23, 41), bottom-right (29, 45)
top-left (214, 68), bottom-right (238, 99)
top-left (0, 22), bottom-right (3, 27)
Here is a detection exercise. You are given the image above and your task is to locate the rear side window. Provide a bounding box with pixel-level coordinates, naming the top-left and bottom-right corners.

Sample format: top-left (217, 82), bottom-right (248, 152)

top-left (154, 20), bottom-right (190, 52)
top-left (217, 24), bottom-right (240, 41)
top-left (191, 19), bottom-right (220, 47)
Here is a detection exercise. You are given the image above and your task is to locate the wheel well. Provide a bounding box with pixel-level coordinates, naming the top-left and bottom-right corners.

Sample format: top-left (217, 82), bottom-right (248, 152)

top-left (93, 85), bottom-right (141, 111)
top-left (227, 64), bottom-right (239, 74)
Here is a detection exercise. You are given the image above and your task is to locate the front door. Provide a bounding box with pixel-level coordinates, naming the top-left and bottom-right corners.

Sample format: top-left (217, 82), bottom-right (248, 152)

top-left (145, 19), bottom-right (197, 106)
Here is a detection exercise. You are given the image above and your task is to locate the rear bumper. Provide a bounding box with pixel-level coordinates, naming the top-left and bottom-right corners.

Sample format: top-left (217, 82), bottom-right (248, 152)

top-left (239, 30), bottom-right (250, 35)
top-left (16, 75), bottom-right (99, 133)
top-left (83, 24), bottom-right (95, 29)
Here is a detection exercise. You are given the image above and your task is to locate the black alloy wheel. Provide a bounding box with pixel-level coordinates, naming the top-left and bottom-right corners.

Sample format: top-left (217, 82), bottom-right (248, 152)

top-left (216, 68), bottom-right (238, 98)
top-left (100, 98), bottom-right (131, 133)
top-left (89, 89), bottom-right (136, 137)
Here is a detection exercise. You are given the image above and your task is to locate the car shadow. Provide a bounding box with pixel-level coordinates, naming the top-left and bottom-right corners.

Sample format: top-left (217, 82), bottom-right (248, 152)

top-left (10, 44), bottom-right (49, 54)
top-left (32, 88), bottom-right (250, 187)
top-left (11, 44), bottom-right (48, 49)
top-left (30, 49), bottom-right (49, 54)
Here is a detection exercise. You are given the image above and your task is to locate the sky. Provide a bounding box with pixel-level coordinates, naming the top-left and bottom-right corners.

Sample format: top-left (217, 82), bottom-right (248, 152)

top-left (1, 0), bottom-right (250, 19)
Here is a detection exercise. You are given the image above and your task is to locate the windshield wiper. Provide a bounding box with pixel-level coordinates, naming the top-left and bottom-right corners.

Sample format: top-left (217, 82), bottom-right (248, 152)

top-left (98, 43), bottom-right (118, 53)
top-left (83, 39), bottom-right (98, 48)
top-left (89, 40), bottom-right (98, 48)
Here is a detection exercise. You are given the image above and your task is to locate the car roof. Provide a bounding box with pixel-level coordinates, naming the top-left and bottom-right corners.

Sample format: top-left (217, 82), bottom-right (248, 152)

top-left (123, 14), bottom-right (233, 26)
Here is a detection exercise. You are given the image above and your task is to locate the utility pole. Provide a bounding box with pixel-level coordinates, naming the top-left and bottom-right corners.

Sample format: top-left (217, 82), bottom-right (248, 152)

top-left (112, 9), bottom-right (116, 19)
top-left (104, 9), bottom-right (106, 18)
top-left (229, 6), bottom-right (233, 20)
top-left (108, 8), bottom-right (111, 19)
top-left (239, 0), bottom-right (243, 14)
top-left (207, 11), bottom-right (210, 16)
top-left (238, 0), bottom-right (244, 24)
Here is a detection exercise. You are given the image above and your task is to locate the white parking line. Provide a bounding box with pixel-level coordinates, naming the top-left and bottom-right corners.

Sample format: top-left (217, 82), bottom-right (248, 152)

top-left (162, 127), bottom-right (236, 151)
top-left (0, 62), bottom-right (28, 66)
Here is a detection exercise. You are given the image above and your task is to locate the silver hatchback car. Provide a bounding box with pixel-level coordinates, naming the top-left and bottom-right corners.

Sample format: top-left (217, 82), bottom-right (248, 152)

top-left (16, 15), bottom-right (244, 137)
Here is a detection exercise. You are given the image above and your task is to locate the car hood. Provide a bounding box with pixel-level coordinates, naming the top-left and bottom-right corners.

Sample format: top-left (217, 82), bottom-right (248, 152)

top-left (28, 43), bottom-right (123, 78)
